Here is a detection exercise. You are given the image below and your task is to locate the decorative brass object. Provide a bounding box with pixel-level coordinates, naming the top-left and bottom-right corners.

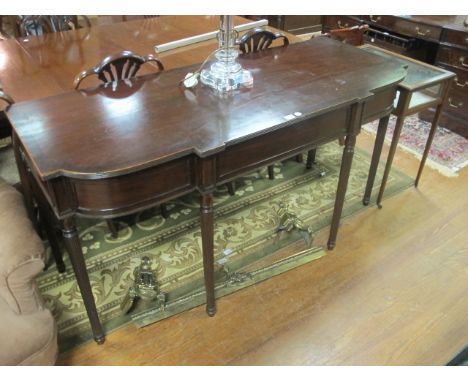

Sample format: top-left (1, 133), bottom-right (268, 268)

top-left (121, 256), bottom-right (166, 314)
top-left (221, 264), bottom-right (253, 286)
top-left (276, 201), bottom-right (314, 246)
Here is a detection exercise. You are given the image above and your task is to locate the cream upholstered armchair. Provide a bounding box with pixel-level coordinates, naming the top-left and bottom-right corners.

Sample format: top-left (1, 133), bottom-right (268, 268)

top-left (0, 177), bottom-right (57, 365)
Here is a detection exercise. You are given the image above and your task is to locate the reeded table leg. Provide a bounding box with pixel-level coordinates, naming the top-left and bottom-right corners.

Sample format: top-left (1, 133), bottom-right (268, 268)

top-left (363, 115), bottom-right (390, 206)
top-left (327, 134), bottom-right (356, 250)
top-left (62, 217), bottom-right (105, 344)
top-left (200, 193), bottom-right (216, 316)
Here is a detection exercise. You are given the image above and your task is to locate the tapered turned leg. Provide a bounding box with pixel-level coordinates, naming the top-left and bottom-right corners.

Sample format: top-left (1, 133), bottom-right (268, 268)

top-left (267, 165), bottom-right (275, 180)
top-left (376, 115), bottom-right (406, 208)
top-left (226, 182), bottom-right (235, 196)
top-left (62, 218), bottom-right (105, 344)
top-left (200, 193), bottom-right (216, 316)
top-left (327, 134), bottom-right (356, 250)
top-left (306, 149), bottom-right (317, 169)
top-left (106, 219), bottom-right (119, 238)
top-left (160, 203), bottom-right (169, 219)
top-left (415, 102), bottom-right (444, 188)
top-left (363, 115), bottom-right (390, 206)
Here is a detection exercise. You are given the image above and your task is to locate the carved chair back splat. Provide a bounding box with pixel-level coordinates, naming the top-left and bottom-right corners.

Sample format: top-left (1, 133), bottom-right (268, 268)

top-left (237, 27), bottom-right (289, 54)
top-left (74, 51), bottom-right (164, 89)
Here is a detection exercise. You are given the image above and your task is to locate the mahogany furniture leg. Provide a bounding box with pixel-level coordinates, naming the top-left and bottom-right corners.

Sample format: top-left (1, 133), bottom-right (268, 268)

top-left (61, 217), bottom-right (105, 344)
top-left (363, 114), bottom-right (390, 205)
top-left (267, 165), bottom-right (275, 180)
top-left (226, 182), bottom-right (235, 196)
top-left (306, 148), bottom-right (317, 169)
top-left (200, 192), bottom-right (216, 317)
top-left (327, 134), bottom-right (357, 250)
top-left (415, 83), bottom-right (450, 188)
top-left (160, 203), bottom-right (169, 219)
top-left (376, 90), bottom-right (411, 208)
top-left (106, 219), bottom-right (119, 238)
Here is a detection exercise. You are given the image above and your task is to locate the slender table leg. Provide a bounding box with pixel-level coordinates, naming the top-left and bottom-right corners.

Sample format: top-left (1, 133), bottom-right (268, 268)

top-left (327, 134), bottom-right (356, 250)
top-left (61, 217), bottom-right (105, 344)
top-left (376, 90), bottom-right (411, 209)
top-left (363, 115), bottom-right (390, 206)
top-left (415, 84), bottom-right (450, 187)
top-left (376, 115), bottom-right (406, 208)
top-left (200, 192), bottom-right (216, 316)
top-left (267, 165), bottom-right (275, 180)
top-left (306, 148), bottom-right (317, 169)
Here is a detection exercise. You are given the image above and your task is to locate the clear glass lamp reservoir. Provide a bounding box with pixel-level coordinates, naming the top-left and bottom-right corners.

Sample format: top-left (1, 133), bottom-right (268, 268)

top-left (200, 15), bottom-right (253, 92)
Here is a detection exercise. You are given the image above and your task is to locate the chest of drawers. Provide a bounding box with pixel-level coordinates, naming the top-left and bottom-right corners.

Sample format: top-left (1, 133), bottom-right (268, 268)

top-left (322, 15), bottom-right (468, 137)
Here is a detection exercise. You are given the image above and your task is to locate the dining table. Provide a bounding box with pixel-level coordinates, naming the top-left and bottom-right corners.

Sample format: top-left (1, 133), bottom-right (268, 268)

top-left (1, 16), bottom-right (407, 344)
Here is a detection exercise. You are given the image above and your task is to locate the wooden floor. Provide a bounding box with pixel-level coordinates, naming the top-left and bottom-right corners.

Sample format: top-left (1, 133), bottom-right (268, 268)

top-left (58, 132), bottom-right (468, 365)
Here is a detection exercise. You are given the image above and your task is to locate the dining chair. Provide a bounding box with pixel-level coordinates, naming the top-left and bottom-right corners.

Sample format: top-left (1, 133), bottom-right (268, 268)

top-left (327, 24), bottom-right (369, 46)
top-left (0, 84), bottom-right (14, 141)
top-left (238, 27), bottom-right (289, 54)
top-left (17, 15), bottom-right (91, 37)
top-left (74, 50), bottom-right (164, 89)
top-left (74, 51), bottom-right (166, 238)
top-left (238, 28), bottom-right (313, 179)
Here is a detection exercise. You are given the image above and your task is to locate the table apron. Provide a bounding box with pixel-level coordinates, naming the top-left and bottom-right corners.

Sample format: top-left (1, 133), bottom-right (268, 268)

top-left (22, 87), bottom-right (396, 220)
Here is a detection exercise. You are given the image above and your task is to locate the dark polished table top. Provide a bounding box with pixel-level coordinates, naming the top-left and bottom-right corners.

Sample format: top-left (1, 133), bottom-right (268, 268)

top-left (0, 16), bottom-right (296, 102)
top-left (7, 37), bottom-right (406, 181)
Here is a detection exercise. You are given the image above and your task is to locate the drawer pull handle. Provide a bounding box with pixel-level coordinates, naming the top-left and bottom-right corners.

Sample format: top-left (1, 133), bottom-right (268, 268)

top-left (337, 20), bottom-right (349, 29)
top-left (415, 27), bottom-right (431, 36)
top-left (448, 98), bottom-right (463, 108)
top-left (454, 78), bottom-right (467, 87)
top-left (369, 16), bottom-right (381, 23)
top-left (459, 57), bottom-right (468, 68)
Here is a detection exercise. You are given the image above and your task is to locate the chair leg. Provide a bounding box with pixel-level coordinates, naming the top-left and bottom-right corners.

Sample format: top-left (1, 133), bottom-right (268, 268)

top-left (106, 219), bottom-right (119, 238)
top-left (267, 165), bottom-right (275, 180)
top-left (226, 182), bottom-right (235, 196)
top-left (306, 149), bottom-right (317, 169)
top-left (338, 136), bottom-right (345, 146)
top-left (160, 203), bottom-right (169, 219)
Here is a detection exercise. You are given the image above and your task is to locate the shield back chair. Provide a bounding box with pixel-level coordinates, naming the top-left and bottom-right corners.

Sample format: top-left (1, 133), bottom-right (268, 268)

top-left (74, 50), bottom-right (164, 89)
top-left (74, 51), bottom-right (166, 238)
top-left (238, 28), bottom-right (312, 179)
top-left (238, 27), bottom-right (289, 54)
top-left (17, 15), bottom-right (91, 37)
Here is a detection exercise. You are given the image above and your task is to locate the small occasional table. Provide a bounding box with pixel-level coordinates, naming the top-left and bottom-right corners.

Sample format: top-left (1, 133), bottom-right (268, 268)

top-left (360, 44), bottom-right (456, 207)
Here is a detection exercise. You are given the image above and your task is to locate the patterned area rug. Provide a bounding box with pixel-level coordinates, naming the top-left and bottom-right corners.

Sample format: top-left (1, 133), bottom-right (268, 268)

top-left (33, 142), bottom-right (412, 352)
top-left (362, 114), bottom-right (468, 176)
